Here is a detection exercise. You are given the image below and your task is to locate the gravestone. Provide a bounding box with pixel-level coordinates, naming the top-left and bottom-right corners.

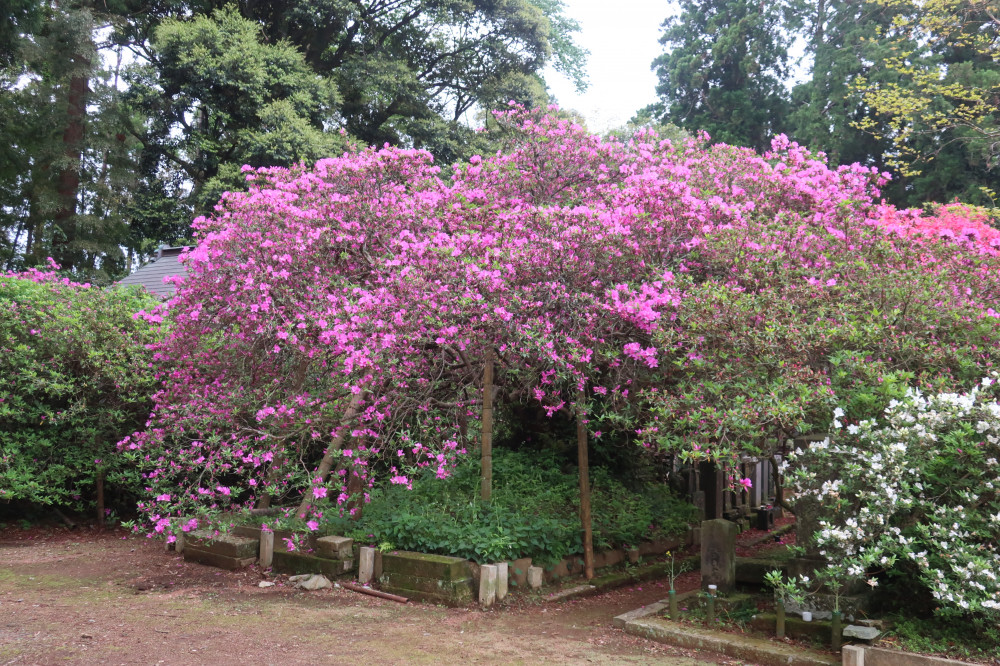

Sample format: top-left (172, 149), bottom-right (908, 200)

top-left (691, 491), bottom-right (706, 522)
top-left (698, 461), bottom-right (724, 520)
top-left (700, 519), bottom-right (737, 594)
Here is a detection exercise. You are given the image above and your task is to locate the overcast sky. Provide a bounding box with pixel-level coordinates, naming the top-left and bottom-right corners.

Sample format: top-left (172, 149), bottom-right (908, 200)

top-left (543, 1), bottom-right (678, 133)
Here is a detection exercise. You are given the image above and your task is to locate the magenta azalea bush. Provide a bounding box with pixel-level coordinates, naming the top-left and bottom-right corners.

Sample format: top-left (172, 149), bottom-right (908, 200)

top-left (120, 108), bottom-right (1000, 550)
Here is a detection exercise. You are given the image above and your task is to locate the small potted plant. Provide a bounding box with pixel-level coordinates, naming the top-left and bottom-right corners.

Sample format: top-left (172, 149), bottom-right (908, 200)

top-left (764, 570), bottom-right (807, 639)
top-left (665, 550), bottom-right (690, 621)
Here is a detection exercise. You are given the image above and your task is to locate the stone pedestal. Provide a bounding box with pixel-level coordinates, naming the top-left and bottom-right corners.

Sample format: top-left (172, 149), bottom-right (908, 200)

top-left (479, 564), bottom-right (498, 607)
top-left (358, 546), bottom-right (375, 584)
top-left (700, 519), bottom-right (737, 594)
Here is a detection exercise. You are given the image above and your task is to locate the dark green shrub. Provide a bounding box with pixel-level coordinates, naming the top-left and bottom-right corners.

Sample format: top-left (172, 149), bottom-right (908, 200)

top-left (328, 449), bottom-right (697, 564)
top-left (0, 270), bottom-right (161, 516)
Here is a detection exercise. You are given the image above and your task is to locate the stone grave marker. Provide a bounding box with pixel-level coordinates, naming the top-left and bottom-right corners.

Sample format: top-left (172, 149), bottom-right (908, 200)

top-left (700, 519), bottom-right (737, 594)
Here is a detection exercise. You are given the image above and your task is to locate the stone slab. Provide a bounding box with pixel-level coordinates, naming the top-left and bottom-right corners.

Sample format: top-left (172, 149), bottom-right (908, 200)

top-left (624, 617), bottom-right (837, 666)
top-left (380, 551), bottom-right (469, 581)
top-left (527, 566), bottom-right (543, 589)
top-left (272, 550), bottom-right (353, 578)
top-left (863, 647), bottom-right (980, 666)
top-left (378, 572), bottom-right (474, 599)
top-left (735, 557), bottom-right (788, 584)
top-left (612, 601), bottom-right (668, 629)
top-left (185, 530), bottom-right (258, 559)
top-left (183, 547), bottom-right (256, 571)
top-left (479, 564), bottom-right (497, 607)
top-left (229, 525), bottom-right (262, 540)
top-left (316, 535), bottom-right (353, 560)
top-left (543, 585), bottom-right (596, 603)
top-left (358, 546), bottom-right (375, 584)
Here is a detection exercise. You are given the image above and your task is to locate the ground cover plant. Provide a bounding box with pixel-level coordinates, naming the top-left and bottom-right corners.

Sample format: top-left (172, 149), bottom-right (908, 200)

top-left (318, 448), bottom-right (697, 565)
top-left (0, 263), bottom-right (160, 521)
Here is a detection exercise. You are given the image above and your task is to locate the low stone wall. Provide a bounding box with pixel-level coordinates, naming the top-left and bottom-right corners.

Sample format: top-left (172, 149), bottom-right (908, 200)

top-left (540, 532), bottom-right (692, 584)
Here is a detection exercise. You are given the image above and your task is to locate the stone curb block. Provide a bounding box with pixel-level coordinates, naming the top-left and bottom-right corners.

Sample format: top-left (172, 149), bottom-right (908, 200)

top-left (845, 645), bottom-right (981, 666)
top-left (623, 617), bottom-right (838, 666)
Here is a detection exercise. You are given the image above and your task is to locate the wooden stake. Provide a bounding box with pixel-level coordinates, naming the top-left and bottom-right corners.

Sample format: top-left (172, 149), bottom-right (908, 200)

top-left (95, 470), bottom-right (105, 529)
top-left (577, 389), bottom-right (594, 580)
top-left (480, 349), bottom-right (495, 502)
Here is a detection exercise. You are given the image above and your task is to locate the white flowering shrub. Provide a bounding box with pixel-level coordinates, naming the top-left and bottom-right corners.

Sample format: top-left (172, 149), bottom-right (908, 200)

top-left (783, 376), bottom-right (1000, 618)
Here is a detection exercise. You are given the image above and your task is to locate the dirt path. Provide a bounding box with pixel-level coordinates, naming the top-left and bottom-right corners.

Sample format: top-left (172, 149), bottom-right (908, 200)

top-left (0, 527), bottom-right (749, 665)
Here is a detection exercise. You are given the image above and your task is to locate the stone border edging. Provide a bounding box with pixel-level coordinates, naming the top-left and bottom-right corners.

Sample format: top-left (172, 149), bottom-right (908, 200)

top-left (623, 617), bottom-right (838, 666)
top-left (843, 646), bottom-right (984, 666)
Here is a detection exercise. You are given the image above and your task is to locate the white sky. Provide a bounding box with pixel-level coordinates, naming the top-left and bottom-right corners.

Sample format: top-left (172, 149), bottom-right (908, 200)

top-left (543, 1), bottom-right (678, 133)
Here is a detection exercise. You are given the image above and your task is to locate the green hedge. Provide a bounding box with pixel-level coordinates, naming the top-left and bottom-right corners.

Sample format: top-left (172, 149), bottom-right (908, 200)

top-left (0, 274), bottom-right (161, 514)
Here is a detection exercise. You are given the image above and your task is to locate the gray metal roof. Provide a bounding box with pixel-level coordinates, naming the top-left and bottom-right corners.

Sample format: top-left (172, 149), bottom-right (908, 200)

top-left (117, 246), bottom-right (189, 298)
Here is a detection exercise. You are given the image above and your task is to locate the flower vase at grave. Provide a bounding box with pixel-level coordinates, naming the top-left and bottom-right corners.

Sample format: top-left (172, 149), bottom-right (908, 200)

top-left (831, 610), bottom-right (842, 651)
top-left (669, 589), bottom-right (679, 621)
top-left (775, 600), bottom-right (786, 639)
top-left (706, 584), bottom-right (717, 625)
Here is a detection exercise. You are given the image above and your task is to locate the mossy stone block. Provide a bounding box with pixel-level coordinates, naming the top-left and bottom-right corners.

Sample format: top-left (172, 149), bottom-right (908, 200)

top-left (378, 572), bottom-right (474, 606)
top-left (183, 547), bottom-right (256, 570)
top-left (736, 557), bottom-right (788, 584)
top-left (185, 530), bottom-right (258, 559)
top-left (272, 550), bottom-right (353, 578)
top-left (316, 535), bottom-right (353, 560)
top-left (380, 551), bottom-right (469, 581)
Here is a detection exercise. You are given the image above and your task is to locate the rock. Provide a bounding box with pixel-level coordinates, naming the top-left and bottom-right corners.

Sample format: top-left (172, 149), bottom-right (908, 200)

top-left (288, 574), bottom-right (310, 583)
top-left (296, 574), bottom-right (333, 591)
top-left (843, 624), bottom-right (881, 641)
top-left (258, 581), bottom-right (275, 588)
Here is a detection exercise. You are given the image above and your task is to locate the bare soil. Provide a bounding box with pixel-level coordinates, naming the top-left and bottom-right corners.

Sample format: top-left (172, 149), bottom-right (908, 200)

top-left (0, 525), bottom-right (753, 666)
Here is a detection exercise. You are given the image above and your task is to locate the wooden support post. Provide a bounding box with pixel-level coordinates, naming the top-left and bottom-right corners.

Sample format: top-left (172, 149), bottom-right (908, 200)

top-left (259, 530), bottom-right (274, 568)
top-left (480, 349), bottom-right (495, 502)
top-left (577, 389), bottom-right (595, 581)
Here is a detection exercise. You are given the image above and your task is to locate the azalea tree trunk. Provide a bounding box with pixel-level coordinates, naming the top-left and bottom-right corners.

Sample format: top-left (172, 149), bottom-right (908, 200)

top-left (480, 349), bottom-right (495, 502)
top-left (577, 388), bottom-right (594, 580)
top-left (295, 391), bottom-right (364, 517)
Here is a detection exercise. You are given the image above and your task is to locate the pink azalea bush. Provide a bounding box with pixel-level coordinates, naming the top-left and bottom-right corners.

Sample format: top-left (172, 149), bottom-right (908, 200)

top-left (121, 108), bottom-right (1000, 561)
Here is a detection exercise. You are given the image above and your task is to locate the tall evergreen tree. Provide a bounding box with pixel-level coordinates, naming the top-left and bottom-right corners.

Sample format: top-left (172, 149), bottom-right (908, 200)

top-left (645, 0), bottom-right (793, 151)
top-left (788, 1), bottom-right (898, 168)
